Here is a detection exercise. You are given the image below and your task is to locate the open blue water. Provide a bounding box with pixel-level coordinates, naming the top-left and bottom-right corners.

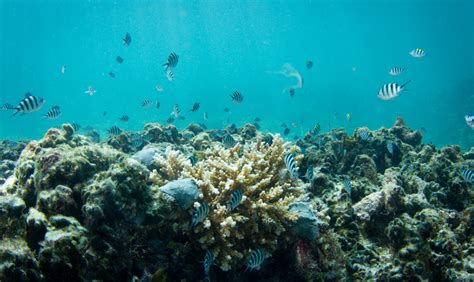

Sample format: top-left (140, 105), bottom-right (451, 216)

top-left (1, 0), bottom-right (473, 149)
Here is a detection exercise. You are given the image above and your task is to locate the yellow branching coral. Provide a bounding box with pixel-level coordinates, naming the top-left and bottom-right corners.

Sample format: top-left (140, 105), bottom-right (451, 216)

top-left (153, 135), bottom-right (306, 271)
top-left (152, 146), bottom-right (192, 186)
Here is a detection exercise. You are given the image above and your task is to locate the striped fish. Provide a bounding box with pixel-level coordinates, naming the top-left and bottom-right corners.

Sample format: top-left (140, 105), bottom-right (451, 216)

top-left (203, 250), bottom-right (214, 277)
top-left (9, 94), bottom-right (45, 117)
top-left (123, 32), bottom-right (131, 46)
top-left (71, 123), bottom-right (81, 132)
top-left (43, 106), bottom-right (61, 120)
top-left (343, 178), bottom-right (352, 197)
top-left (409, 48), bottom-right (426, 58)
top-left (262, 134), bottom-right (273, 146)
top-left (172, 104), bottom-right (180, 118)
top-left (119, 115), bottom-right (129, 122)
top-left (465, 115), bottom-right (474, 129)
top-left (163, 52), bottom-right (179, 70)
top-left (222, 134), bottom-right (237, 148)
top-left (191, 202), bottom-right (209, 227)
top-left (226, 189), bottom-right (243, 211)
top-left (313, 123), bottom-right (321, 135)
top-left (359, 129), bottom-right (371, 141)
top-left (189, 155), bottom-right (198, 166)
top-left (142, 100), bottom-right (152, 108)
top-left (461, 168), bottom-right (474, 183)
top-left (166, 69), bottom-right (174, 81)
top-left (190, 102), bottom-right (200, 112)
top-left (166, 117), bottom-right (175, 124)
top-left (304, 165), bottom-right (314, 182)
top-left (107, 125), bottom-right (122, 136)
top-left (388, 67), bottom-right (404, 76)
top-left (284, 153), bottom-right (299, 179)
top-left (230, 91), bottom-right (243, 103)
top-left (387, 141), bottom-right (395, 155)
top-left (155, 100), bottom-right (161, 110)
top-left (1, 103), bottom-right (14, 110)
top-left (245, 249), bottom-right (266, 272)
top-left (377, 80), bottom-right (411, 100)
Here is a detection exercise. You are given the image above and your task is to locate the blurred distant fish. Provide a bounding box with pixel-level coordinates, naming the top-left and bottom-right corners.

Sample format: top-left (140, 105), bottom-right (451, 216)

top-left (346, 113), bottom-right (351, 124)
top-left (116, 56), bottom-right (124, 64)
top-left (254, 117), bottom-right (261, 122)
top-left (156, 100), bottom-right (160, 109)
top-left (281, 123), bottom-right (288, 128)
top-left (103, 111), bottom-right (107, 116)
top-left (9, 93), bottom-right (45, 117)
top-left (1, 103), bottom-right (14, 110)
top-left (283, 127), bottom-right (290, 135)
top-left (163, 52), bottom-right (179, 71)
top-left (359, 129), bottom-right (371, 141)
top-left (465, 115), bottom-right (474, 129)
top-left (142, 100), bottom-right (152, 108)
top-left (226, 188), bottom-right (243, 211)
top-left (246, 249), bottom-right (266, 272)
top-left (387, 141), bottom-right (395, 155)
top-left (189, 102), bottom-right (200, 112)
top-left (191, 202), bottom-right (209, 227)
top-left (409, 48), bottom-right (425, 58)
top-left (203, 250), bottom-right (214, 278)
top-left (107, 125), bottom-right (122, 136)
top-left (222, 134), bottom-right (237, 148)
top-left (224, 107), bottom-right (230, 113)
top-left (155, 84), bottom-right (164, 92)
top-left (230, 91), bottom-right (243, 103)
top-left (343, 178), bottom-right (352, 197)
top-left (119, 115), bottom-right (129, 122)
top-left (60, 65), bottom-right (66, 74)
top-left (43, 106), bottom-right (61, 120)
top-left (108, 72), bottom-right (116, 78)
top-left (71, 123), bottom-right (81, 132)
top-left (189, 155), bottom-right (198, 166)
top-left (166, 70), bottom-right (174, 81)
top-left (84, 86), bottom-right (96, 96)
top-left (123, 32), bottom-right (131, 46)
top-left (166, 117), bottom-right (175, 124)
top-left (306, 60), bottom-right (313, 69)
top-left (313, 123), bottom-right (321, 135)
top-left (461, 167), bottom-right (474, 183)
top-left (377, 81), bottom-right (411, 100)
top-left (388, 67), bottom-right (404, 76)
top-left (284, 153), bottom-right (299, 179)
top-left (172, 104), bottom-right (180, 118)
top-left (203, 111), bottom-right (208, 121)
top-left (303, 165), bottom-right (314, 182)
top-left (289, 87), bottom-right (295, 97)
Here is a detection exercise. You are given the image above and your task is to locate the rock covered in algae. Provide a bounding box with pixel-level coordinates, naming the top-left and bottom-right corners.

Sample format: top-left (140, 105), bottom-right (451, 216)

top-left (288, 201), bottom-right (321, 240)
top-left (158, 178), bottom-right (199, 209)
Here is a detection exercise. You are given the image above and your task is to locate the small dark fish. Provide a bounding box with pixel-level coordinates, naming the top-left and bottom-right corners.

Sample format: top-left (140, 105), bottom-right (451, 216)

top-left (166, 69), bottom-right (175, 81)
top-left (419, 127), bottom-right (427, 133)
top-left (163, 52), bottom-right (179, 70)
top-left (189, 155), bottom-right (198, 166)
top-left (222, 134), bottom-right (237, 148)
top-left (283, 128), bottom-right (290, 135)
top-left (203, 250), bottom-right (214, 278)
top-left (43, 106), bottom-right (61, 120)
top-left (107, 125), bottom-right (122, 136)
top-left (359, 129), bottom-right (371, 141)
top-left (116, 56), bottom-right (124, 64)
top-left (142, 100), bottom-right (152, 108)
top-left (254, 117), bottom-right (261, 122)
top-left (461, 168), bottom-right (474, 183)
top-left (103, 111), bottom-right (107, 116)
top-left (108, 72), bottom-right (116, 78)
top-left (230, 91), bottom-right (243, 103)
top-left (281, 123), bottom-right (288, 128)
top-left (224, 107), bottom-right (230, 113)
top-left (253, 123), bottom-right (261, 130)
top-left (343, 178), bottom-right (352, 197)
top-left (156, 100), bottom-right (160, 109)
top-left (123, 32), bottom-right (131, 46)
top-left (172, 104), bottom-right (180, 118)
top-left (119, 115), bottom-right (129, 122)
top-left (306, 60), bottom-right (313, 69)
top-left (9, 94), bottom-right (45, 117)
top-left (246, 249), bottom-right (266, 272)
top-left (262, 134), bottom-right (273, 146)
top-left (313, 123), bottom-right (321, 135)
top-left (226, 189), bottom-right (243, 211)
top-left (304, 165), bottom-right (313, 182)
top-left (289, 88), bottom-right (295, 97)
top-left (166, 117), bottom-right (175, 124)
top-left (190, 102), bottom-right (200, 112)
top-left (191, 202), bottom-right (209, 227)
top-left (284, 153), bottom-right (299, 179)
top-left (1, 103), bottom-right (14, 110)
top-left (71, 123), bottom-right (81, 132)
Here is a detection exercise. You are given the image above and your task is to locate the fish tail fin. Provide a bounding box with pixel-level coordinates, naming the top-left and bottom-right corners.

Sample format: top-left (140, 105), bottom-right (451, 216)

top-left (401, 80), bottom-right (412, 88)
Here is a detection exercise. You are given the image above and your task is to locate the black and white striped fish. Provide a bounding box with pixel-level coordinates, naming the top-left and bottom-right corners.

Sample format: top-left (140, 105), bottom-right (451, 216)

top-left (409, 48), bottom-right (425, 58)
top-left (377, 81), bottom-right (411, 100)
top-left (166, 69), bottom-right (174, 81)
top-left (191, 202), bottom-right (209, 227)
top-left (119, 115), bottom-right (129, 122)
top-left (230, 91), bottom-right (243, 103)
top-left (284, 153), bottom-right (299, 179)
top-left (359, 129), bottom-right (371, 141)
top-left (166, 117), bottom-right (175, 124)
top-left (387, 141), bottom-right (395, 155)
top-left (190, 102), bottom-right (200, 112)
top-left (1, 103), bottom-right (14, 110)
top-left (142, 100), bottom-right (153, 108)
top-left (43, 106), bottom-right (61, 120)
top-left (71, 123), bottom-right (81, 132)
top-left (226, 189), bottom-right (243, 211)
top-left (304, 165), bottom-right (314, 182)
top-left (9, 94), bottom-right (45, 117)
top-left (203, 250), bottom-right (214, 277)
top-left (107, 126), bottom-right (122, 136)
top-left (222, 134), bottom-right (237, 148)
top-left (172, 104), bottom-right (180, 118)
top-left (262, 134), bottom-right (273, 146)
top-left (388, 67), bottom-right (404, 76)
top-left (123, 32), bottom-right (131, 46)
top-left (461, 168), bottom-right (474, 183)
top-left (246, 249), bottom-right (266, 272)
top-left (163, 52), bottom-right (179, 71)
top-left (343, 178), bottom-right (352, 197)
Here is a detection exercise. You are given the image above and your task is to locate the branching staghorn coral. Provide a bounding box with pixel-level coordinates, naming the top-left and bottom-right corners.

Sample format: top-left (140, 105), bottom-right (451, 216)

top-left (152, 135), bottom-right (306, 271)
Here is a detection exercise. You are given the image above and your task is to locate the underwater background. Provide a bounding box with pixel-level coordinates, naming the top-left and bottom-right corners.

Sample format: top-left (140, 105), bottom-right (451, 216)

top-left (0, 0), bottom-right (473, 149)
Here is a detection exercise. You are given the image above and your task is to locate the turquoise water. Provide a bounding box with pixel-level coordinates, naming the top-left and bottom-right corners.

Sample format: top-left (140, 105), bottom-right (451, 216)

top-left (1, 0), bottom-right (473, 149)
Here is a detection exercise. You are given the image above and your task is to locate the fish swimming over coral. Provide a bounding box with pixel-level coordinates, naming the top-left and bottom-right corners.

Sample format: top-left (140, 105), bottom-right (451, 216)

top-left (409, 48), bottom-right (425, 58)
top-left (191, 202), bottom-right (209, 227)
top-left (71, 123), bottom-right (81, 132)
top-left (387, 141), bottom-right (396, 155)
top-left (230, 91), bottom-right (243, 104)
top-left (203, 250), bottom-right (214, 278)
top-left (43, 106), bottom-right (61, 120)
top-left (262, 134), bottom-right (273, 146)
top-left (222, 134), bottom-right (237, 148)
top-left (359, 129), bottom-right (371, 141)
top-left (107, 125), bottom-right (122, 136)
top-left (343, 178), bottom-right (352, 197)
top-left (226, 189), bottom-right (243, 211)
top-left (284, 153), bottom-right (299, 179)
top-left (9, 93), bottom-right (45, 117)
top-left (461, 168), bottom-right (473, 183)
top-left (245, 249), bottom-right (266, 272)
top-left (377, 81), bottom-right (411, 100)
top-left (303, 165), bottom-right (314, 182)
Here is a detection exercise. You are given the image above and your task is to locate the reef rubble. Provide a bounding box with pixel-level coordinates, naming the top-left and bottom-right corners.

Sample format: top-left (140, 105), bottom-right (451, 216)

top-left (0, 119), bottom-right (472, 281)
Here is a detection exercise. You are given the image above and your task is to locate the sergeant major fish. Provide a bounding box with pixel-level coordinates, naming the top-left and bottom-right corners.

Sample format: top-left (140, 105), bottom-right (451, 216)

top-left (9, 93), bottom-right (45, 117)
top-left (246, 249), bottom-right (266, 272)
top-left (284, 153), bottom-right (299, 179)
top-left (377, 81), bottom-right (411, 100)
top-left (226, 189), bottom-right (243, 211)
top-left (43, 105), bottom-right (61, 120)
top-left (191, 202), bottom-right (209, 227)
